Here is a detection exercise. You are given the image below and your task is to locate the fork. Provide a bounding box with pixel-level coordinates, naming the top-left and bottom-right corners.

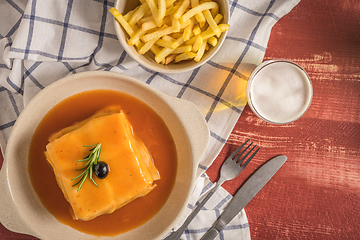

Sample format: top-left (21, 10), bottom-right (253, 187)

top-left (163, 139), bottom-right (260, 240)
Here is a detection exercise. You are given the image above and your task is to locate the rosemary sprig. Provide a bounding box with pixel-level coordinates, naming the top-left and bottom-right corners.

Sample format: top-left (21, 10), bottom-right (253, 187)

top-left (72, 143), bottom-right (102, 192)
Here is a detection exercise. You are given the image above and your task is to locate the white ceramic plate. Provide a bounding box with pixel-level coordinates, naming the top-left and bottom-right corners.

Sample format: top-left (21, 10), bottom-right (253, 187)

top-left (0, 71), bottom-right (209, 240)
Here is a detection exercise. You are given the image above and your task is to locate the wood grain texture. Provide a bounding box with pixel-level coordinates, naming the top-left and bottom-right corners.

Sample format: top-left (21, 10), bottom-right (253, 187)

top-left (207, 0), bottom-right (360, 239)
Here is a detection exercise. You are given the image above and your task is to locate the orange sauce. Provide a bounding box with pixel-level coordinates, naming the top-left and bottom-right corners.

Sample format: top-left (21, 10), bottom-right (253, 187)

top-left (28, 89), bottom-right (177, 236)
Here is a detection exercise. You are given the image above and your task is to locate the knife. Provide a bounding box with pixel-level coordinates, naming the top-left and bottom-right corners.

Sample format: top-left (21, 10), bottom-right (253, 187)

top-left (199, 155), bottom-right (287, 240)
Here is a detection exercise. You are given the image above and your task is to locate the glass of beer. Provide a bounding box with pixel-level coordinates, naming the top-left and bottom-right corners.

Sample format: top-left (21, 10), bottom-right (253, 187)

top-left (246, 59), bottom-right (313, 124)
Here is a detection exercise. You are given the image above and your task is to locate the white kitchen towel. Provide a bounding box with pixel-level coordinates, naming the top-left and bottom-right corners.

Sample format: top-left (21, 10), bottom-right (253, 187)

top-left (0, 0), bottom-right (299, 239)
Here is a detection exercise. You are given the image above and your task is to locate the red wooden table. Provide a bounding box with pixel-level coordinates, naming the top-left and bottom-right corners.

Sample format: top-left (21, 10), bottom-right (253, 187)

top-left (1, 0), bottom-right (359, 239)
top-left (207, 0), bottom-right (360, 239)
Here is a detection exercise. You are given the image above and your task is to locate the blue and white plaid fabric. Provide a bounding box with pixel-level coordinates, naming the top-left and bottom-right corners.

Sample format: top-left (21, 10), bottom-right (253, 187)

top-left (0, 0), bottom-right (299, 239)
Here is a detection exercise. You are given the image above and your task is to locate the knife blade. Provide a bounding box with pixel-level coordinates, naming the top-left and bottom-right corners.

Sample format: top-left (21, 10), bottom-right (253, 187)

top-left (200, 155), bottom-right (287, 240)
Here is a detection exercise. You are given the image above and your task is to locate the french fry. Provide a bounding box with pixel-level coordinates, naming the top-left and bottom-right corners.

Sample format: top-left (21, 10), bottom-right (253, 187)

top-left (165, 54), bottom-right (176, 65)
top-left (141, 20), bottom-right (158, 31)
top-left (190, 0), bottom-right (205, 24)
top-left (165, 2), bottom-right (181, 16)
top-left (213, 13), bottom-right (223, 24)
top-left (146, 0), bottom-right (163, 27)
top-left (155, 48), bottom-right (173, 63)
top-left (218, 23), bottom-right (230, 32)
top-left (170, 43), bottom-right (181, 49)
top-left (203, 9), bottom-right (221, 37)
top-left (179, 1), bottom-right (218, 24)
top-left (155, 36), bottom-right (185, 63)
top-left (180, 19), bottom-right (192, 29)
top-left (127, 28), bottom-right (146, 46)
top-left (109, 8), bottom-right (134, 36)
top-left (207, 36), bottom-right (217, 47)
top-left (142, 25), bottom-right (176, 42)
top-left (150, 44), bottom-right (161, 55)
top-left (170, 32), bottom-right (183, 39)
top-left (166, 0), bottom-right (177, 7)
top-left (183, 17), bottom-right (195, 41)
top-left (139, 25), bottom-right (169, 54)
top-left (175, 52), bottom-right (197, 62)
top-left (138, 15), bottom-right (154, 24)
top-left (199, 23), bottom-right (229, 40)
top-left (194, 41), bottom-right (207, 62)
top-left (138, 37), bottom-right (158, 54)
top-left (172, 45), bottom-right (192, 53)
top-left (183, 25), bottom-right (192, 41)
top-left (199, 20), bottom-right (206, 28)
top-left (205, 43), bottom-right (209, 50)
top-left (172, 16), bottom-right (181, 32)
top-left (186, 22), bottom-right (229, 44)
top-left (193, 24), bottom-right (201, 35)
top-left (165, 0), bottom-right (177, 8)
top-left (158, 0), bottom-right (167, 21)
top-left (184, 34), bottom-right (197, 45)
top-left (155, 38), bottom-right (175, 48)
top-left (211, 4), bottom-right (219, 17)
top-left (192, 35), bottom-right (202, 52)
top-left (142, 16), bottom-right (171, 31)
top-left (162, 35), bottom-right (176, 41)
top-left (128, 2), bottom-right (150, 26)
top-left (124, 5), bottom-right (140, 21)
top-left (173, 0), bottom-right (190, 19)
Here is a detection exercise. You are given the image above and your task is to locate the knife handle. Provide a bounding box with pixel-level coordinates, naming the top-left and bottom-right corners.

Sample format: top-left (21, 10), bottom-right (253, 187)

top-left (200, 227), bottom-right (219, 240)
top-left (163, 181), bottom-right (222, 240)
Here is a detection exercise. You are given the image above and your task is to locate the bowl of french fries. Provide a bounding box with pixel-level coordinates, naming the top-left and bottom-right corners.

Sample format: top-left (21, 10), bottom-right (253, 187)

top-left (110, 0), bottom-right (230, 73)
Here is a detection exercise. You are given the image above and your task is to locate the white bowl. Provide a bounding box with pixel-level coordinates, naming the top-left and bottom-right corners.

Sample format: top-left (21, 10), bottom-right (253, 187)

top-left (0, 71), bottom-right (209, 240)
top-left (113, 0), bottom-right (230, 73)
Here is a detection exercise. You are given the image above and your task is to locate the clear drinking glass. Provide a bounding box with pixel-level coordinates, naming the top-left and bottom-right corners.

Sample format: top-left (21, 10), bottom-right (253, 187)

top-left (246, 59), bottom-right (313, 124)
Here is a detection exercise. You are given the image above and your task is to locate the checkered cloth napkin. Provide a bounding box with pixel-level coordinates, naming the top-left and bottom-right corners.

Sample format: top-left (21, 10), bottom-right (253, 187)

top-left (0, 0), bottom-right (299, 239)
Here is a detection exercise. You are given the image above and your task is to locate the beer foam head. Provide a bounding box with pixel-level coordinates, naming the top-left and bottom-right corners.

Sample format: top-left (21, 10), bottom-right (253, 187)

top-left (246, 60), bottom-right (313, 124)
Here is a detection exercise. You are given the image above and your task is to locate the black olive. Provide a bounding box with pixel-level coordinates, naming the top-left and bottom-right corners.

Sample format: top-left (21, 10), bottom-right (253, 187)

top-left (93, 161), bottom-right (109, 179)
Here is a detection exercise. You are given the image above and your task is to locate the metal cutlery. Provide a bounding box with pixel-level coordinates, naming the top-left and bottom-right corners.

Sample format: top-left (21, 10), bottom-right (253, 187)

top-left (200, 155), bottom-right (287, 240)
top-left (164, 139), bottom-right (260, 240)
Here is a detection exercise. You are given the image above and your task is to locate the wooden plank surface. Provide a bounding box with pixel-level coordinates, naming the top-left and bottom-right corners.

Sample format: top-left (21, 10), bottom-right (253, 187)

top-left (1, 0), bottom-right (359, 239)
top-left (207, 0), bottom-right (360, 239)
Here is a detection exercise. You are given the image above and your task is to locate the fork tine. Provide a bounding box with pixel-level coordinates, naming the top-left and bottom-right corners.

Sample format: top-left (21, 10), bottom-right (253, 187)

top-left (239, 146), bottom-right (260, 168)
top-left (233, 141), bottom-right (253, 164)
top-left (236, 144), bottom-right (257, 165)
top-left (228, 138), bottom-right (250, 159)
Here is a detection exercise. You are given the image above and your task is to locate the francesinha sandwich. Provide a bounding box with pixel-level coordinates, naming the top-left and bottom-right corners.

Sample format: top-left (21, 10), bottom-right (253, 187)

top-left (45, 106), bottom-right (160, 221)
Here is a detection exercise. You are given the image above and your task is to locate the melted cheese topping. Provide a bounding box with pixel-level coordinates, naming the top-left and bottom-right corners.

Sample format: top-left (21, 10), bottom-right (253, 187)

top-left (45, 106), bottom-right (160, 221)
